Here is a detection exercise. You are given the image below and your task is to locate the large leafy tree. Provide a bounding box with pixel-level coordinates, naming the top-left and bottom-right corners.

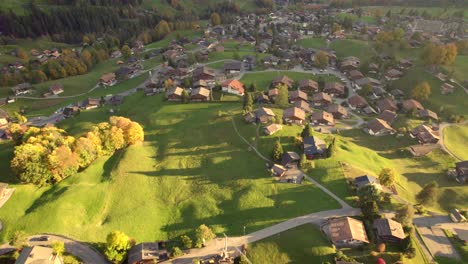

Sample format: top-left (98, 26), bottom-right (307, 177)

top-left (378, 168), bottom-right (397, 187)
top-left (104, 231), bottom-right (133, 264)
top-left (416, 181), bottom-right (438, 205)
top-left (194, 224), bottom-right (216, 248)
top-left (411, 82), bottom-right (431, 101)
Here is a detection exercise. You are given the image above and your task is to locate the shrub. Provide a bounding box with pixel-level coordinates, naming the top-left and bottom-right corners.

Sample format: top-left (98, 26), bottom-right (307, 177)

top-left (171, 247), bottom-right (183, 257)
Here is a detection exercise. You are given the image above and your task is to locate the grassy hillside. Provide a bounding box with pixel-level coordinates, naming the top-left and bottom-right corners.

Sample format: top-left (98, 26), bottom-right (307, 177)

top-left (443, 124), bottom-right (468, 160)
top-left (0, 94), bottom-right (341, 243)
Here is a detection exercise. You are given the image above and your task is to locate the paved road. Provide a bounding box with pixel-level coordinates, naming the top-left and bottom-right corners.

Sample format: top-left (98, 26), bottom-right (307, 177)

top-left (168, 207), bottom-right (361, 264)
top-left (28, 234), bottom-right (108, 264)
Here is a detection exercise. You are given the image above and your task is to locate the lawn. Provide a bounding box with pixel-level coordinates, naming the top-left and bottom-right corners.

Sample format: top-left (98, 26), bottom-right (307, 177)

top-left (1, 73), bottom-right (148, 117)
top-left (443, 124), bottom-right (468, 160)
top-left (365, 6), bottom-right (468, 20)
top-left (145, 30), bottom-right (202, 50)
top-left (247, 224), bottom-right (335, 264)
top-left (296, 38), bottom-right (328, 49)
top-left (0, 94), bottom-right (341, 244)
top-left (330, 39), bottom-right (374, 63)
top-left (443, 55), bottom-right (468, 83)
top-left (390, 67), bottom-right (468, 118)
top-left (240, 71), bottom-right (341, 91)
top-left (444, 229), bottom-right (468, 263)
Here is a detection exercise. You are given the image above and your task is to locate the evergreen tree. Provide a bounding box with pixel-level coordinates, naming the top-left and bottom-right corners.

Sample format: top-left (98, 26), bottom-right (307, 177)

top-left (272, 139), bottom-right (283, 162)
top-left (416, 181), bottom-right (438, 205)
top-left (275, 84), bottom-right (289, 108)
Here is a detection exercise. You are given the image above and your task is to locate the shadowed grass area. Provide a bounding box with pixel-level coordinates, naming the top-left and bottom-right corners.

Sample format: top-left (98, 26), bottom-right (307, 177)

top-left (0, 94), bottom-right (341, 243)
top-left (247, 224), bottom-right (335, 264)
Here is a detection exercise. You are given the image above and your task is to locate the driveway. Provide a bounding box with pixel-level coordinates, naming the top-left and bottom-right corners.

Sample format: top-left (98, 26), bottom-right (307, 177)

top-left (28, 234), bottom-right (108, 264)
top-left (416, 226), bottom-right (461, 260)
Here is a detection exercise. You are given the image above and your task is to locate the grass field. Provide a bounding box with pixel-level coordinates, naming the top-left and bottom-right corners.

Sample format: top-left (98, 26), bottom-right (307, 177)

top-left (444, 229), bottom-right (468, 263)
top-left (365, 6), bottom-right (468, 19)
top-left (443, 125), bottom-right (468, 160)
top-left (145, 30), bottom-right (202, 50)
top-left (239, 71), bottom-right (341, 91)
top-left (390, 67), bottom-right (468, 118)
top-left (247, 224), bottom-right (335, 263)
top-left (0, 94), bottom-right (341, 243)
top-left (296, 38), bottom-right (328, 49)
top-left (330, 39), bottom-right (374, 62)
top-left (443, 55), bottom-right (468, 83)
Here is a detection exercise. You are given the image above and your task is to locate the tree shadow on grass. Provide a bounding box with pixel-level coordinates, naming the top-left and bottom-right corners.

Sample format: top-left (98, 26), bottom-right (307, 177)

top-left (438, 188), bottom-right (468, 212)
top-left (25, 185), bottom-right (69, 214)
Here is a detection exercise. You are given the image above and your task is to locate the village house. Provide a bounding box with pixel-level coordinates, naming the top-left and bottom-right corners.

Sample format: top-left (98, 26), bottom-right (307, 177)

top-left (263, 55), bottom-right (280, 66)
top-left (354, 175), bottom-right (382, 190)
top-left (268, 88), bottom-right (279, 101)
top-left (166, 87), bottom-right (184, 102)
top-left (192, 66), bottom-right (216, 84)
top-left (402, 99), bottom-right (424, 112)
top-left (255, 93), bottom-right (270, 104)
top-left (12, 83), bottom-right (33, 96)
top-left (127, 242), bottom-right (168, 264)
top-left (312, 92), bottom-right (332, 107)
top-left (283, 107), bottom-right (306, 125)
top-left (99, 73), bottom-right (117, 86)
top-left (303, 136), bottom-right (327, 159)
top-left (294, 100), bottom-right (312, 113)
top-left (347, 95), bottom-right (368, 110)
top-left (376, 98), bottom-right (397, 113)
top-left (288, 90), bottom-right (308, 103)
top-left (373, 218), bottom-right (406, 243)
top-left (339, 56), bottom-right (360, 72)
top-left (221, 79), bottom-right (245, 96)
top-left (272, 75), bottom-right (294, 88)
top-left (453, 161), bottom-right (468, 183)
top-left (324, 217), bottom-right (369, 247)
top-left (348, 70), bottom-right (364, 81)
top-left (281, 151), bottom-right (301, 167)
top-left (324, 82), bottom-right (345, 97)
top-left (378, 110), bottom-right (398, 125)
top-left (418, 109), bottom-right (438, 121)
top-left (327, 104), bottom-right (348, 119)
top-left (410, 124), bottom-right (439, 144)
top-left (440, 83), bottom-right (455, 95)
top-left (298, 79), bottom-right (319, 93)
top-left (193, 80), bottom-right (208, 89)
top-left (81, 98), bottom-right (100, 110)
top-left (223, 60), bottom-right (242, 75)
top-left (364, 118), bottom-right (395, 136)
top-left (255, 107), bottom-right (276, 123)
top-left (385, 68), bottom-right (403, 81)
top-left (311, 111), bottom-right (334, 126)
top-left (190, 88), bottom-right (210, 102)
top-left (264, 123), bottom-right (283, 135)
top-left (108, 95), bottom-right (124, 106)
top-left (63, 106), bottom-right (80, 117)
top-left (16, 246), bottom-right (63, 264)
top-left (355, 77), bottom-right (380, 90)
top-left (271, 164), bottom-right (287, 177)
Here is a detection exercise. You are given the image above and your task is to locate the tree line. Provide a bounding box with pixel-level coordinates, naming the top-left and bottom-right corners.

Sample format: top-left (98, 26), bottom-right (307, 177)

top-left (10, 116), bottom-right (144, 186)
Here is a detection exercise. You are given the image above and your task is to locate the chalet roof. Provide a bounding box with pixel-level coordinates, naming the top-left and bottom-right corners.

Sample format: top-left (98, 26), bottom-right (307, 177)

top-left (191, 87), bottom-right (210, 98)
top-left (326, 104), bottom-right (347, 116)
top-left (327, 217), bottom-right (369, 244)
top-left (49, 83), bottom-right (63, 93)
top-left (348, 95), bottom-right (368, 108)
top-left (128, 242), bottom-right (165, 264)
top-left (378, 110), bottom-right (397, 124)
top-left (411, 124), bottom-right (439, 143)
top-left (402, 99), bottom-right (424, 111)
top-left (313, 92), bottom-right (332, 102)
top-left (101, 73), bottom-right (116, 83)
top-left (193, 66), bottom-right (215, 77)
top-left (373, 218), bottom-right (406, 240)
top-left (298, 79), bottom-right (318, 90)
top-left (349, 70), bottom-right (364, 80)
top-left (455, 161), bottom-right (468, 176)
top-left (272, 75), bottom-right (294, 87)
top-left (386, 68), bottom-right (403, 77)
top-left (311, 111), bottom-right (334, 124)
top-left (377, 98), bottom-right (397, 112)
top-left (294, 100), bottom-right (311, 112)
top-left (303, 136), bottom-right (326, 156)
top-left (272, 163), bottom-right (287, 175)
top-left (288, 90), bottom-right (308, 101)
top-left (83, 97), bottom-right (100, 106)
top-left (354, 175), bottom-right (379, 188)
top-left (324, 82), bottom-right (345, 94)
top-left (268, 88), bottom-right (279, 97)
top-left (264, 124), bottom-right (283, 135)
top-left (419, 109), bottom-right (438, 120)
top-left (366, 118), bottom-right (393, 134)
top-left (223, 60), bottom-right (242, 71)
top-left (281, 151), bottom-right (301, 165)
top-left (193, 80), bottom-right (208, 87)
top-left (283, 107), bottom-right (306, 121)
top-left (12, 83), bottom-right (32, 92)
top-left (167, 86), bottom-right (184, 97)
top-left (256, 107), bottom-right (275, 118)
top-left (221, 79), bottom-right (244, 94)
